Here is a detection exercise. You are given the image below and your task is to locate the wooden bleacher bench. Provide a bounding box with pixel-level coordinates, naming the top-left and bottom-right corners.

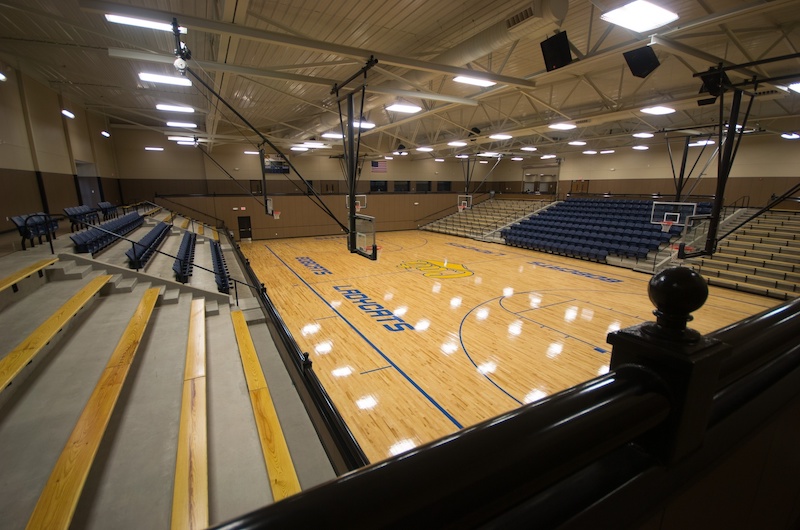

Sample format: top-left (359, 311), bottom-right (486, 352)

top-left (0, 258), bottom-right (57, 294)
top-left (197, 224), bottom-right (204, 236)
top-left (231, 310), bottom-right (301, 501)
top-left (0, 275), bottom-right (112, 394)
top-left (26, 287), bottom-right (160, 530)
top-left (181, 218), bottom-right (190, 230)
top-left (211, 227), bottom-right (220, 242)
top-left (171, 299), bottom-right (209, 530)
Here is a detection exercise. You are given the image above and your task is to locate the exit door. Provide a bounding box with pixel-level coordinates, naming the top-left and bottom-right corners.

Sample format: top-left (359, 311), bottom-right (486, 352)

top-left (238, 216), bottom-right (252, 240)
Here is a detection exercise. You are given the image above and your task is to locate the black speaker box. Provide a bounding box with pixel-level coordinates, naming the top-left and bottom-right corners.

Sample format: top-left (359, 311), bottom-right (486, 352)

top-left (699, 68), bottom-right (731, 97)
top-left (623, 46), bottom-right (660, 78)
top-left (541, 32), bottom-right (572, 72)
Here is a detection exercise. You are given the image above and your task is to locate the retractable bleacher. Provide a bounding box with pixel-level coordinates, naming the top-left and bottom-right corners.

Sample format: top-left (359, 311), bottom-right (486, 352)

top-left (125, 222), bottom-right (171, 269)
top-left (501, 198), bottom-right (687, 261)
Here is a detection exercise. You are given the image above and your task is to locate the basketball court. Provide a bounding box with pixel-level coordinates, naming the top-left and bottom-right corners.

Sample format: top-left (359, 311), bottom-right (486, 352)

top-left (240, 231), bottom-right (776, 462)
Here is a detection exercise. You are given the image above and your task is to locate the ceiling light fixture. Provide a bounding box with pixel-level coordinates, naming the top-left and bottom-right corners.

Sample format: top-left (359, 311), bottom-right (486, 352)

top-left (477, 152), bottom-right (499, 157)
top-left (0, 73), bottom-right (7, 82)
top-left (385, 156), bottom-right (394, 160)
top-left (448, 141), bottom-right (467, 147)
top-left (177, 141), bottom-right (195, 145)
top-left (688, 139), bottom-right (715, 147)
top-left (417, 147), bottom-right (434, 152)
top-left (641, 105), bottom-right (675, 115)
top-left (353, 121), bottom-right (375, 129)
top-left (139, 72), bottom-right (192, 86)
top-left (489, 133), bottom-right (512, 140)
top-left (788, 82), bottom-right (800, 93)
top-left (61, 109), bottom-right (75, 119)
top-left (520, 146), bottom-right (538, 152)
top-left (105, 14), bottom-right (187, 34)
top-left (780, 132), bottom-right (800, 140)
top-left (541, 154), bottom-right (557, 159)
top-left (145, 146), bottom-right (164, 151)
top-left (600, 150), bottom-right (615, 154)
top-left (435, 158), bottom-right (445, 162)
top-left (453, 76), bottom-right (496, 87)
top-left (568, 141), bottom-right (586, 146)
top-left (166, 121), bottom-right (197, 128)
top-left (600, 1), bottom-right (678, 33)
top-left (386, 102), bottom-right (422, 113)
top-left (632, 145), bottom-right (649, 150)
top-left (101, 131), bottom-right (111, 138)
top-left (479, 160), bottom-right (489, 164)
top-left (633, 132), bottom-right (654, 138)
top-left (511, 157), bottom-right (523, 161)
top-left (302, 142), bottom-right (326, 148)
top-left (583, 150), bottom-right (598, 155)
top-left (291, 146), bottom-right (308, 151)
top-left (156, 103), bottom-right (194, 113)
top-left (455, 154), bottom-right (469, 159)
top-left (244, 151), bottom-right (260, 154)
top-left (549, 122), bottom-right (577, 130)
top-left (322, 132), bottom-right (343, 139)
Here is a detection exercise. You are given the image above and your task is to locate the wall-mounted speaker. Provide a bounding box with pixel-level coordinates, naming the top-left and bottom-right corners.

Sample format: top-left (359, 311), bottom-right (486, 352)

top-left (699, 67), bottom-right (731, 97)
top-left (623, 46), bottom-right (660, 78)
top-left (540, 32), bottom-right (572, 72)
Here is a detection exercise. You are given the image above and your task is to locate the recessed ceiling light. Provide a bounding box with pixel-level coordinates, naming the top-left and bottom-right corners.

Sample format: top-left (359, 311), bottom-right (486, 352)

top-left (511, 157), bottom-right (523, 161)
top-left (101, 131), bottom-right (111, 138)
top-left (453, 76), bottom-right (496, 87)
top-left (520, 146), bottom-right (537, 151)
top-left (139, 72), bottom-right (192, 86)
top-left (156, 103), bottom-right (194, 113)
top-left (600, 1), bottom-right (678, 33)
top-left (417, 147), bottom-right (434, 152)
top-left (435, 158), bottom-right (445, 162)
top-left (105, 14), bottom-right (187, 34)
top-left (632, 145), bottom-right (649, 150)
top-left (780, 132), bottom-right (800, 140)
top-left (61, 109), bottom-right (75, 119)
top-left (541, 154), bottom-right (557, 159)
top-left (448, 140), bottom-right (467, 147)
top-left (145, 146), bottom-right (164, 151)
top-left (489, 133), bottom-right (512, 140)
top-left (633, 132), bottom-right (654, 138)
top-left (166, 121), bottom-right (197, 128)
top-left (583, 150), bottom-right (598, 155)
top-left (291, 146), bottom-right (308, 151)
top-left (322, 132), bottom-right (343, 139)
top-left (353, 121), bottom-right (375, 129)
top-left (549, 122), bottom-right (577, 130)
top-left (386, 103), bottom-right (422, 113)
top-left (600, 150), bottom-right (615, 154)
top-left (568, 141), bottom-right (587, 146)
top-left (243, 151), bottom-right (259, 154)
top-left (641, 106), bottom-right (675, 115)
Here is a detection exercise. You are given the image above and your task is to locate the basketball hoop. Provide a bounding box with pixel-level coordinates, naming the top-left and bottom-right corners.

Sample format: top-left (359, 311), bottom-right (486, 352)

top-left (660, 221), bottom-right (673, 233)
top-left (355, 201), bottom-right (361, 213)
top-left (458, 205), bottom-right (465, 213)
top-left (273, 211), bottom-right (281, 220)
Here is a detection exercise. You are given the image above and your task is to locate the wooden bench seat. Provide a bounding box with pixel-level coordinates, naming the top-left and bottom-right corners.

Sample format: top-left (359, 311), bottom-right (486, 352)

top-left (25, 287), bottom-right (160, 530)
top-left (171, 299), bottom-right (208, 530)
top-left (0, 258), bottom-right (57, 294)
top-left (0, 275), bottom-right (112, 393)
top-left (231, 310), bottom-right (300, 501)
top-left (181, 218), bottom-right (191, 230)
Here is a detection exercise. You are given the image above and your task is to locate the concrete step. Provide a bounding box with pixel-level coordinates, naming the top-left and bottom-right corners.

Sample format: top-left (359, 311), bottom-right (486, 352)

top-left (112, 275), bottom-right (138, 293)
top-left (160, 288), bottom-right (180, 305)
top-left (205, 298), bottom-right (219, 316)
top-left (46, 261), bottom-right (92, 281)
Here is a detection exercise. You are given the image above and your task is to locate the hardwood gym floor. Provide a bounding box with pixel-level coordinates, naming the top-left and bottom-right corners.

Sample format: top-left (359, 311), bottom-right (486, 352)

top-left (241, 231), bottom-right (777, 463)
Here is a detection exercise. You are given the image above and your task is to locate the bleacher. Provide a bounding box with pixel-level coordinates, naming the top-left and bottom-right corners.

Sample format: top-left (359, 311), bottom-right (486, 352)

top-left (69, 212), bottom-right (143, 254)
top-left (97, 201), bottom-right (119, 220)
top-left (210, 240), bottom-right (230, 294)
top-left (125, 221), bottom-right (171, 269)
top-left (422, 199), bottom-right (548, 239)
top-left (500, 198), bottom-right (704, 262)
top-left (10, 213), bottom-right (59, 251)
top-left (173, 231), bottom-right (197, 283)
top-left (63, 205), bottom-right (100, 231)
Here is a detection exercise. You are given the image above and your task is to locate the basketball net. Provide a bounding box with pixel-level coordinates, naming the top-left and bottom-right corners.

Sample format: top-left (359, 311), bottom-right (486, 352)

top-left (660, 221), bottom-right (673, 233)
top-left (273, 211), bottom-right (281, 220)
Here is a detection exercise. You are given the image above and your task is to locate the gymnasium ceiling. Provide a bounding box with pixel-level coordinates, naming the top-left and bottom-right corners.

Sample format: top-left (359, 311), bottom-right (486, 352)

top-left (0, 0), bottom-right (799, 160)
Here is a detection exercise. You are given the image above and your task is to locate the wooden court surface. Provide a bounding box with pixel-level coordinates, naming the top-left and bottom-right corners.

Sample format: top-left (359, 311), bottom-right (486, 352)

top-left (240, 231), bottom-right (777, 463)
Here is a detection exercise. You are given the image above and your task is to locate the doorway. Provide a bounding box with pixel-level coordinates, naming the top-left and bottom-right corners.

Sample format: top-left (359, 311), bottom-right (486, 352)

top-left (238, 216), bottom-right (252, 241)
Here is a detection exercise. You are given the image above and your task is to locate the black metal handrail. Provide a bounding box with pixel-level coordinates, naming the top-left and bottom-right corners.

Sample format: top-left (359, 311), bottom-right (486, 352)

top-left (155, 195), bottom-right (227, 227)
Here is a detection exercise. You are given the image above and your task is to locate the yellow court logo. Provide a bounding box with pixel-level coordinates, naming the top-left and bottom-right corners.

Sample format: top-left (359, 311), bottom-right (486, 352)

top-left (398, 260), bottom-right (473, 279)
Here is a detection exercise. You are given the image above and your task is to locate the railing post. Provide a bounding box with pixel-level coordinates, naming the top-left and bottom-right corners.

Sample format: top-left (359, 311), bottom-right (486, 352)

top-left (607, 266), bottom-right (731, 463)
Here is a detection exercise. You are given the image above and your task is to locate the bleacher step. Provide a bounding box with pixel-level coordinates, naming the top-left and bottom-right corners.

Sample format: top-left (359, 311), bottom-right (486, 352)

top-left (46, 261), bottom-right (92, 281)
top-left (205, 299), bottom-right (219, 316)
top-left (112, 276), bottom-right (138, 293)
top-left (160, 288), bottom-right (181, 305)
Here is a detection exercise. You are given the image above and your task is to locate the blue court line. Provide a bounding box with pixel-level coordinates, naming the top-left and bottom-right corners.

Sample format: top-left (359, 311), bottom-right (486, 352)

top-left (360, 365), bottom-right (392, 375)
top-left (458, 295), bottom-right (523, 406)
top-left (263, 245), bottom-right (463, 429)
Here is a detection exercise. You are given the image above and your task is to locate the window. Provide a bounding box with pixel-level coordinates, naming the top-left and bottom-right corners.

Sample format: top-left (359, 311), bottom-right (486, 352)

top-left (437, 181), bottom-right (452, 192)
top-left (394, 181), bottom-right (410, 192)
top-left (370, 180), bottom-right (387, 192)
top-left (416, 181), bottom-right (431, 192)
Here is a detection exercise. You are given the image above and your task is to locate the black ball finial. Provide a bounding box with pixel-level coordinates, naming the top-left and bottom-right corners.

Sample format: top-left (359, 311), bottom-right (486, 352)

top-left (645, 267), bottom-right (708, 341)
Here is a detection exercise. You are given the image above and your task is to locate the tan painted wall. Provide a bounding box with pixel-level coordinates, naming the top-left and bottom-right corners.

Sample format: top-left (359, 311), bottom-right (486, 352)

top-left (0, 69), bottom-right (34, 172)
top-left (20, 73), bottom-right (71, 174)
